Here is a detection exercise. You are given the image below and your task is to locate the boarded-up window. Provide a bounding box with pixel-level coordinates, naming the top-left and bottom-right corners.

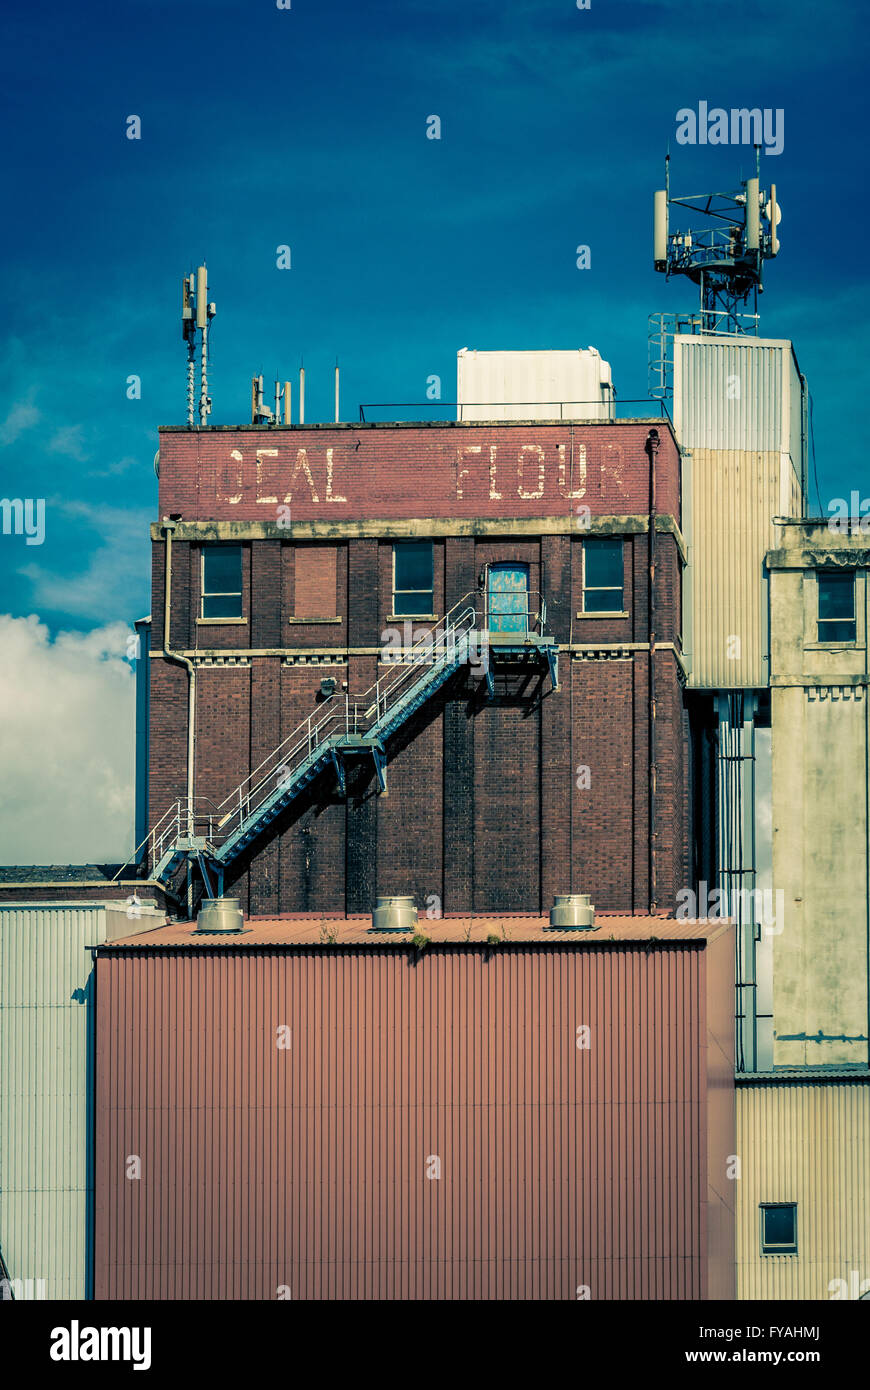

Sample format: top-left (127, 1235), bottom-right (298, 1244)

top-left (294, 545), bottom-right (337, 618)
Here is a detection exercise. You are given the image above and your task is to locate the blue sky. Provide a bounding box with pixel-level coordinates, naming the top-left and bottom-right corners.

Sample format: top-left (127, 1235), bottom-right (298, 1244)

top-left (1, 0), bottom-right (868, 635)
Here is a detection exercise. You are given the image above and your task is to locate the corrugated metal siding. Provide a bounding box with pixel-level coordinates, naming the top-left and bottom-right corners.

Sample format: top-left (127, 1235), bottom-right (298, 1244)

top-left (736, 1083), bottom-right (870, 1300)
top-left (675, 338), bottom-right (785, 453)
top-left (95, 944), bottom-right (722, 1301)
top-left (674, 337), bottom-right (806, 688)
top-left (685, 448), bottom-right (784, 687)
top-left (0, 906), bottom-right (103, 1299)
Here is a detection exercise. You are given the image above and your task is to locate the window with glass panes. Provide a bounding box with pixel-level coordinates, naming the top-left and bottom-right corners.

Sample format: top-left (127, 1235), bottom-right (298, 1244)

top-left (201, 545), bottom-right (243, 619)
top-left (760, 1203), bottom-right (797, 1255)
top-left (393, 542), bottom-right (434, 616)
top-left (817, 570), bottom-right (856, 642)
top-left (582, 538), bottom-right (624, 612)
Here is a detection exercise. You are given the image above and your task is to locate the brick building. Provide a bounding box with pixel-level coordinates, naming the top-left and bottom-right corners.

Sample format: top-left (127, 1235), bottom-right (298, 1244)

top-left (144, 417), bottom-right (689, 917)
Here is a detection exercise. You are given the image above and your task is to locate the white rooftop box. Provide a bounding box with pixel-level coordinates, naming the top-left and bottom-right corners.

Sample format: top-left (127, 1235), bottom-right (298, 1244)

top-left (456, 347), bottom-right (615, 421)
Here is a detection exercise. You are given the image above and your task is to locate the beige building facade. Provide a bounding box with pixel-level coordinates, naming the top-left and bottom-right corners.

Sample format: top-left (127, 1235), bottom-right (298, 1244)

top-left (767, 519), bottom-right (870, 1068)
top-left (736, 1077), bottom-right (870, 1300)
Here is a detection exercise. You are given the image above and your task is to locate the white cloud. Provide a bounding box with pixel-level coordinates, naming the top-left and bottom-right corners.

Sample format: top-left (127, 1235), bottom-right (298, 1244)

top-left (0, 614), bottom-right (136, 864)
top-left (0, 398), bottom-right (40, 447)
top-left (47, 424), bottom-right (89, 461)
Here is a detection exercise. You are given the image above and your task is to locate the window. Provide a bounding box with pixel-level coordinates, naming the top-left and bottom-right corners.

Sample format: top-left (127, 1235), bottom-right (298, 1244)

top-left (817, 570), bottom-right (856, 642)
top-left (201, 545), bottom-right (243, 619)
top-left (393, 541), bottom-right (433, 616)
top-left (487, 563), bottom-right (530, 633)
top-left (583, 538), bottom-right (624, 612)
top-left (760, 1203), bottom-right (797, 1255)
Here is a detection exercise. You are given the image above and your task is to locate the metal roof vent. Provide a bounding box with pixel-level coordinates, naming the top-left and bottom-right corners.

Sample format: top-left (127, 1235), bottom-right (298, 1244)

top-left (195, 897), bottom-right (245, 934)
top-left (549, 893), bottom-right (595, 930)
top-left (372, 895), bottom-right (418, 933)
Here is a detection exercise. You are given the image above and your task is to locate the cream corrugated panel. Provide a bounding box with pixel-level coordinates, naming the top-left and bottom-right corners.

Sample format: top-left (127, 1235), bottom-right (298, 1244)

top-left (0, 906), bottom-right (104, 1299)
top-left (736, 1084), bottom-right (870, 1300)
top-left (689, 449), bottom-right (782, 687)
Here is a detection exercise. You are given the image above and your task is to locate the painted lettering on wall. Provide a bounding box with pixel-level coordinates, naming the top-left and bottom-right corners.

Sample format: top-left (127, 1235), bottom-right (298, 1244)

top-left (213, 440), bottom-right (635, 508)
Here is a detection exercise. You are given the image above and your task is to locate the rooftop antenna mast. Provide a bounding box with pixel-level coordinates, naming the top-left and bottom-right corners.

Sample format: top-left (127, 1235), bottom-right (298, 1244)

top-left (181, 264), bottom-right (217, 427)
top-left (653, 147), bottom-right (781, 334)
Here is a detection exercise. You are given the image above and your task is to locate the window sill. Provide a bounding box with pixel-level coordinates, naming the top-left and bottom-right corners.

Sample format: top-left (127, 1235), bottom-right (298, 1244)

top-left (287, 616), bottom-right (342, 624)
top-left (576, 610), bottom-right (630, 620)
top-left (806, 640), bottom-right (861, 649)
top-left (196, 617), bottom-right (248, 625)
top-left (387, 614), bottom-right (438, 622)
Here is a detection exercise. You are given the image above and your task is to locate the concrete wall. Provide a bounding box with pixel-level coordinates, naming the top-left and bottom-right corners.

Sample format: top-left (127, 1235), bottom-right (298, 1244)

top-left (767, 522), bottom-right (870, 1067)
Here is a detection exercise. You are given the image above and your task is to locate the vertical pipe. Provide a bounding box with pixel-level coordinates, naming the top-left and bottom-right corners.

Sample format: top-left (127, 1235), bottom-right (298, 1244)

top-left (284, 381), bottom-right (292, 425)
top-left (275, 381), bottom-right (281, 424)
top-left (335, 363), bottom-right (340, 423)
top-left (865, 563), bottom-right (869, 1065)
top-left (646, 430), bottom-right (660, 911)
top-left (299, 367), bottom-right (305, 425)
top-left (162, 520), bottom-right (196, 874)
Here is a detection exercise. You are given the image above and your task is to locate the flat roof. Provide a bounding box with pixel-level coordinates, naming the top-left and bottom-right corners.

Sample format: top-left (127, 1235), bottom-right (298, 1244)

top-left (0, 864), bottom-right (127, 885)
top-left (157, 418), bottom-right (674, 434)
top-left (98, 911), bottom-right (731, 951)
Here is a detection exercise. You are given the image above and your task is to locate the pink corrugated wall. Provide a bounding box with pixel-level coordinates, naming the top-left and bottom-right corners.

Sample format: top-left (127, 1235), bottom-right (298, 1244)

top-left (95, 943), bottom-right (724, 1300)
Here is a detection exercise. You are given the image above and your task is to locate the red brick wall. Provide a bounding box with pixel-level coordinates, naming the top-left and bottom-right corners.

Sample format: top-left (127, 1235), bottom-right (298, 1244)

top-left (148, 540), bottom-right (688, 917)
top-left (157, 422), bottom-right (680, 523)
top-left (148, 422), bottom-right (687, 916)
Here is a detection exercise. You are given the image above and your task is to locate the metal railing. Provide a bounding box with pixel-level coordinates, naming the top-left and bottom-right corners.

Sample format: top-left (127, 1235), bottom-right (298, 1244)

top-left (140, 587), bottom-right (557, 874)
top-left (211, 595), bottom-right (478, 846)
top-left (483, 589), bottom-right (548, 636)
top-left (358, 399), bottom-right (672, 423)
top-left (112, 797), bottom-right (220, 883)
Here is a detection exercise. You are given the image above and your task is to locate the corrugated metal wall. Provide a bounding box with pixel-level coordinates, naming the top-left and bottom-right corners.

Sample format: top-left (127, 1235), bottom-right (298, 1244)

top-left (676, 339), bottom-right (784, 454)
top-left (674, 337), bottom-right (805, 688)
top-left (95, 943), bottom-right (729, 1301)
top-left (0, 905), bottom-right (103, 1299)
top-left (736, 1082), bottom-right (870, 1300)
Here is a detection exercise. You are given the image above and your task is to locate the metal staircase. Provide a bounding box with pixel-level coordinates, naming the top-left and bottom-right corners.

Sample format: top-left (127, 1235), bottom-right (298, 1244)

top-left (133, 589), bottom-right (559, 896)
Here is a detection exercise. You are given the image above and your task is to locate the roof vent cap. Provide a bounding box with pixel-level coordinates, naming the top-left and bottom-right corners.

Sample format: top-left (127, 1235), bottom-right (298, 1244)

top-left (549, 893), bottom-right (595, 930)
top-left (195, 897), bottom-right (245, 934)
top-left (372, 895), bottom-right (418, 933)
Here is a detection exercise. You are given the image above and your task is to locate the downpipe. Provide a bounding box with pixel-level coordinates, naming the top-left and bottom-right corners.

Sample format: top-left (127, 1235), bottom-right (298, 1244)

top-left (161, 519), bottom-right (197, 915)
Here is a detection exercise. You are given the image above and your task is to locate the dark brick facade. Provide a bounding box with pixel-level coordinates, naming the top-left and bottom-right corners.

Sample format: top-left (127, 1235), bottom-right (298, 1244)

top-left (147, 420), bottom-right (690, 915)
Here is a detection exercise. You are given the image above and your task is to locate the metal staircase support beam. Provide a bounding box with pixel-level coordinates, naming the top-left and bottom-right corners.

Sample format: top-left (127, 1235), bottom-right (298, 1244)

top-left (547, 647), bottom-right (559, 692)
top-left (331, 747), bottom-right (346, 797)
top-left (197, 852), bottom-right (215, 900)
top-left (372, 746), bottom-right (387, 794)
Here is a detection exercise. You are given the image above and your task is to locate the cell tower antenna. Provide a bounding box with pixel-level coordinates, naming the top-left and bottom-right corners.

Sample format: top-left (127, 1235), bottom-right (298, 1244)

top-left (180, 264), bottom-right (217, 426)
top-left (651, 153), bottom-right (781, 335)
